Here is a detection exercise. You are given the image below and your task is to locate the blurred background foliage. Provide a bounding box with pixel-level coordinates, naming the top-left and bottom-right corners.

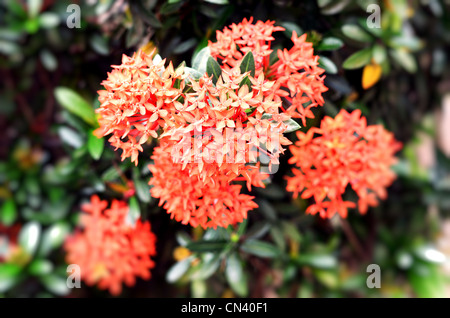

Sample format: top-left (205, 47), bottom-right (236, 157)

top-left (1, 0), bottom-right (450, 298)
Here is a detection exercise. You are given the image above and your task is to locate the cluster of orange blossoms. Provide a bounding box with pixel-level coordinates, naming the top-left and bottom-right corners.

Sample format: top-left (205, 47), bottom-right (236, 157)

top-left (64, 195), bottom-right (157, 295)
top-left (209, 17), bottom-right (328, 126)
top-left (95, 18), bottom-right (327, 228)
top-left (286, 109), bottom-right (402, 218)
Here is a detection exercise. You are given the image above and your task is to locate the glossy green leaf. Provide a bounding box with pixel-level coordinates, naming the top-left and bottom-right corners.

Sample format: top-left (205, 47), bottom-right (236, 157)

top-left (191, 46), bottom-right (211, 75)
top-left (317, 37), bottom-right (344, 51)
top-left (319, 56), bottom-right (338, 74)
top-left (390, 49), bottom-right (417, 73)
top-left (18, 221), bottom-right (41, 255)
top-left (342, 48), bottom-right (372, 69)
top-left (187, 240), bottom-right (228, 253)
top-left (133, 168), bottom-right (151, 203)
top-left (126, 196), bottom-right (141, 227)
top-left (240, 240), bottom-right (280, 258)
top-left (372, 44), bottom-right (386, 64)
top-left (87, 129), bottom-right (104, 160)
top-left (0, 264), bottom-right (22, 292)
top-left (166, 256), bottom-right (193, 283)
top-left (54, 87), bottom-right (97, 126)
top-left (1, 199), bottom-right (17, 226)
top-left (206, 56), bottom-right (222, 84)
top-left (28, 259), bottom-right (53, 276)
top-left (225, 253), bottom-right (248, 296)
top-left (40, 274), bottom-right (70, 296)
top-left (239, 51), bottom-right (255, 77)
top-left (37, 222), bottom-right (70, 257)
top-left (341, 24), bottom-right (373, 43)
top-left (296, 254), bottom-right (337, 269)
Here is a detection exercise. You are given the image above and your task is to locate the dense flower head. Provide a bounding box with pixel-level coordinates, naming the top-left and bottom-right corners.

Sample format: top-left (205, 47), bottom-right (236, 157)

top-left (162, 67), bottom-right (292, 186)
top-left (286, 109), bottom-right (402, 218)
top-left (95, 50), bottom-right (185, 164)
top-left (209, 18), bottom-right (328, 125)
top-left (148, 142), bottom-right (260, 229)
top-left (64, 195), bottom-right (157, 295)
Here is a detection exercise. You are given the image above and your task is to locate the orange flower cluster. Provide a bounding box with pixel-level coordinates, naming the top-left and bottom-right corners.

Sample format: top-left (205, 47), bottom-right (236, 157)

top-left (209, 18), bottom-right (328, 125)
top-left (149, 142), bottom-right (259, 229)
top-left (64, 195), bottom-right (157, 295)
top-left (95, 50), bottom-right (184, 164)
top-left (286, 109), bottom-right (402, 218)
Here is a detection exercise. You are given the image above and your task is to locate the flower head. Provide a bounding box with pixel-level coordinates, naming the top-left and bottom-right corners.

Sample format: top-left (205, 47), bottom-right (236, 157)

top-left (286, 109), bottom-right (402, 218)
top-left (148, 143), bottom-right (260, 229)
top-left (64, 195), bottom-right (157, 295)
top-left (95, 50), bottom-right (185, 165)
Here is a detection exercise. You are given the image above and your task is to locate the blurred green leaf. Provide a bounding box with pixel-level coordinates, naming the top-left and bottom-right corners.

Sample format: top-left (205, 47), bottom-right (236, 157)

top-left (372, 44), bottom-right (386, 64)
top-left (28, 259), bottom-right (53, 276)
top-left (87, 130), bottom-right (104, 160)
top-left (58, 126), bottom-right (83, 149)
top-left (342, 48), bottom-right (372, 69)
top-left (166, 256), bottom-right (193, 283)
top-left (187, 240), bottom-right (228, 253)
top-left (126, 196), bottom-right (141, 227)
top-left (37, 222), bottom-right (70, 257)
top-left (319, 56), bottom-right (338, 74)
top-left (133, 168), bottom-right (151, 204)
top-left (27, 0), bottom-right (42, 18)
top-left (40, 274), bottom-right (70, 296)
top-left (341, 24), bottom-right (373, 43)
top-left (317, 37), bottom-right (344, 51)
top-left (0, 264), bottom-right (22, 293)
top-left (240, 240), bottom-right (280, 258)
top-left (280, 21), bottom-right (303, 38)
top-left (225, 253), bottom-right (248, 297)
top-left (1, 199), bottom-right (17, 226)
top-left (408, 262), bottom-right (446, 298)
top-left (39, 12), bottom-right (59, 29)
top-left (390, 49), bottom-right (417, 73)
top-left (54, 87), bottom-right (97, 126)
top-left (295, 254), bottom-right (337, 269)
top-left (18, 221), bottom-right (41, 256)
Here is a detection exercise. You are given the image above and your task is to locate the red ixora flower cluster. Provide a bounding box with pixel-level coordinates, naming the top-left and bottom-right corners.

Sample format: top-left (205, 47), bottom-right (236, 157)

top-left (95, 18), bottom-right (325, 228)
top-left (64, 195), bottom-right (157, 295)
top-left (286, 109), bottom-right (402, 218)
top-left (208, 17), bottom-right (328, 126)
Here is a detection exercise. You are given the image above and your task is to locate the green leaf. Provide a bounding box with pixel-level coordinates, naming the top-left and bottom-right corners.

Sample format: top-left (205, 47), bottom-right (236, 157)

top-left (280, 21), bottom-right (303, 38)
top-left (317, 37), bottom-right (344, 51)
top-left (239, 76), bottom-right (252, 89)
top-left (126, 196), bottom-right (141, 227)
top-left (408, 262), bottom-right (446, 298)
top-left (186, 240), bottom-right (228, 253)
top-left (184, 67), bottom-right (203, 81)
top-left (295, 254), bottom-right (337, 269)
top-left (390, 49), bottom-right (417, 73)
top-left (166, 256), bottom-right (193, 283)
top-left (1, 199), bottom-right (17, 226)
top-left (40, 274), bottom-right (70, 296)
top-left (40, 49), bottom-right (57, 71)
top-left (341, 24), bottom-right (373, 43)
top-left (54, 87), bottom-right (97, 126)
top-left (37, 222), bottom-right (70, 257)
top-left (372, 44), bottom-right (386, 64)
top-left (225, 253), bottom-right (248, 297)
top-left (191, 254), bottom-right (221, 280)
top-left (133, 168), bottom-right (151, 203)
top-left (240, 240), bottom-right (280, 258)
top-left (342, 48), bottom-right (372, 69)
top-left (18, 221), bottom-right (41, 255)
top-left (318, 56), bottom-right (338, 74)
top-left (87, 129), bottom-right (104, 160)
top-left (28, 259), bottom-right (53, 276)
top-left (38, 12), bottom-right (59, 29)
top-left (176, 232), bottom-right (192, 247)
top-left (191, 46), bottom-right (211, 75)
top-left (58, 126), bottom-right (83, 149)
top-left (0, 264), bottom-right (22, 292)
top-left (239, 51), bottom-right (255, 77)
top-left (27, 0), bottom-right (42, 18)
top-left (206, 56), bottom-right (222, 84)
